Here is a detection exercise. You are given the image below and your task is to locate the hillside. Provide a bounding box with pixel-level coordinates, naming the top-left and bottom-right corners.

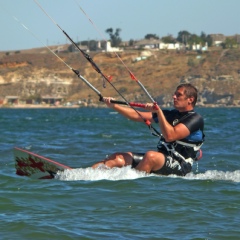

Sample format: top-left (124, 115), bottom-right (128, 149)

top-left (0, 46), bottom-right (240, 107)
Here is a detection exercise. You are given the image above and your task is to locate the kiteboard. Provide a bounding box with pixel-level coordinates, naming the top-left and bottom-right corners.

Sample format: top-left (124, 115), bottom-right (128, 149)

top-left (14, 147), bottom-right (72, 179)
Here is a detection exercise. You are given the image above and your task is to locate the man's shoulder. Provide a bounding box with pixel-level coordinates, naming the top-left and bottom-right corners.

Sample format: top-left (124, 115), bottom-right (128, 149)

top-left (162, 109), bottom-right (178, 115)
top-left (189, 111), bottom-right (203, 121)
top-left (182, 111), bottom-right (204, 131)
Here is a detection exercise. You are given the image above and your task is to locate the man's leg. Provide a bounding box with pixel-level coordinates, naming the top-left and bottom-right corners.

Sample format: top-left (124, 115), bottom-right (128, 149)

top-left (135, 151), bottom-right (165, 173)
top-left (92, 152), bottom-right (134, 169)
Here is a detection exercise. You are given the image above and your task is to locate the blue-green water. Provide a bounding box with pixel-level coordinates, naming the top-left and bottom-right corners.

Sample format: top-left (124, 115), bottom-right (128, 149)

top-left (0, 107), bottom-right (239, 239)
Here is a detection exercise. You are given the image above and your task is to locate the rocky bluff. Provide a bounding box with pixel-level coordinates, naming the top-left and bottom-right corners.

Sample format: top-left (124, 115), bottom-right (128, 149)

top-left (0, 47), bottom-right (240, 107)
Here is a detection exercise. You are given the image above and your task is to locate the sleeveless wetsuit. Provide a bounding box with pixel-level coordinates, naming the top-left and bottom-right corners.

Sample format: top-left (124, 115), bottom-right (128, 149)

top-left (131, 109), bottom-right (204, 176)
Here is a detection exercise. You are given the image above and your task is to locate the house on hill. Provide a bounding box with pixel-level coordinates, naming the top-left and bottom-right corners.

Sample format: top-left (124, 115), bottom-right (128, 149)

top-left (134, 39), bottom-right (161, 49)
top-left (67, 43), bottom-right (89, 53)
top-left (105, 41), bottom-right (123, 52)
top-left (134, 39), bottom-right (182, 50)
top-left (210, 34), bottom-right (226, 46)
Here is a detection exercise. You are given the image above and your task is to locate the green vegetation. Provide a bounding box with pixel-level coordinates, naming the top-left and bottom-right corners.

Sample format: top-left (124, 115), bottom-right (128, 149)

top-left (176, 31), bottom-right (212, 46)
top-left (144, 34), bottom-right (159, 40)
top-left (105, 28), bottom-right (122, 47)
top-left (222, 37), bottom-right (238, 49)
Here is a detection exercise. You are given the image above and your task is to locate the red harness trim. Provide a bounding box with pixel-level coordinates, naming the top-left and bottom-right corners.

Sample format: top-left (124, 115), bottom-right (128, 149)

top-left (196, 149), bottom-right (203, 161)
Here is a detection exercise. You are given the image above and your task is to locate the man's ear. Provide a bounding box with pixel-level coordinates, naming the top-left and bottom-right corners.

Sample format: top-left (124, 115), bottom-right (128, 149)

top-left (188, 97), bottom-right (194, 105)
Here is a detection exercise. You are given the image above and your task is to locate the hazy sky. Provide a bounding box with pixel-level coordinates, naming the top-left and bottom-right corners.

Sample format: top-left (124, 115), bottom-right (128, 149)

top-left (0, 0), bottom-right (239, 51)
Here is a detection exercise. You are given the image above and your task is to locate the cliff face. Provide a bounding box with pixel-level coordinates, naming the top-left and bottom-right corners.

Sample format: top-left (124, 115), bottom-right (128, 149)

top-left (0, 47), bottom-right (240, 106)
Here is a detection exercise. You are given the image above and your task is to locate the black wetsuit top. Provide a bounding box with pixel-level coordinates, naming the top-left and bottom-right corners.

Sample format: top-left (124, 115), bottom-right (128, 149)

top-left (152, 109), bottom-right (204, 159)
top-left (153, 109), bottom-right (204, 141)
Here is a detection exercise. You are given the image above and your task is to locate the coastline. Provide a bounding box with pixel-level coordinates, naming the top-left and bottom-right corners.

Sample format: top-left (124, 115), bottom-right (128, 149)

top-left (0, 103), bottom-right (239, 109)
top-left (0, 104), bottom-right (81, 109)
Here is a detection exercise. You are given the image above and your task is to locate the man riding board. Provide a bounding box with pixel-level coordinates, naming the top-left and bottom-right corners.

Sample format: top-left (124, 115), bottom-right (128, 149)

top-left (92, 83), bottom-right (204, 176)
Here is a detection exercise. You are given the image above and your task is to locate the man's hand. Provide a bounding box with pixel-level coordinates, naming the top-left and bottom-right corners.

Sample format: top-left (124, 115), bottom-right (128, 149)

top-left (145, 102), bottom-right (160, 112)
top-left (102, 97), bottom-right (115, 108)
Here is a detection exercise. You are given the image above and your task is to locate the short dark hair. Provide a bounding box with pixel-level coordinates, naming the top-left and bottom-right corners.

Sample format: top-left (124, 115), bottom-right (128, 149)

top-left (177, 83), bottom-right (198, 106)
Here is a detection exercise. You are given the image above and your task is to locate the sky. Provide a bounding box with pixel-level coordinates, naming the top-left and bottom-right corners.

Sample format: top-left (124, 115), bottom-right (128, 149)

top-left (0, 0), bottom-right (240, 51)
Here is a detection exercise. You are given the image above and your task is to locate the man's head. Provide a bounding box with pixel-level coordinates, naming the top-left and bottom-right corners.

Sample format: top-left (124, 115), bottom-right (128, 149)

top-left (173, 83), bottom-right (198, 111)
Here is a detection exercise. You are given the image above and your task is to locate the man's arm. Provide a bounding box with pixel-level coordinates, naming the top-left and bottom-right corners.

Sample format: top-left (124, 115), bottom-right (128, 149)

top-left (103, 97), bottom-right (153, 123)
top-left (156, 108), bottom-right (190, 142)
top-left (145, 103), bottom-right (190, 142)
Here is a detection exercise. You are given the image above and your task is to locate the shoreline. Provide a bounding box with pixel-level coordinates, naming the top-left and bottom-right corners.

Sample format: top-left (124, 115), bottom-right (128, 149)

top-left (0, 103), bottom-right (239, 109)
top-left (0, 104), bottom-right (79, 109)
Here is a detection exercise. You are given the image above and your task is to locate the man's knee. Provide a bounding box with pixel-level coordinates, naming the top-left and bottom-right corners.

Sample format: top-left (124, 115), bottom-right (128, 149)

top-left (114, 152), bottom-right (125, 165)
top-left (144, 151), bottom-right (158, 160)
top-left (143, 151), bottom-right (165, 171)
top-left (106, 152), bottom-right (129, 166)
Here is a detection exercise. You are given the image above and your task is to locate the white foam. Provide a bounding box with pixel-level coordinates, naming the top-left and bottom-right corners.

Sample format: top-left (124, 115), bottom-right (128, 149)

top-left (55, 165), bottom-right (151, 181)
top-left (185, 170), bottom-right (240, 182)
top-left (55, 167), bottom-right (240, 183)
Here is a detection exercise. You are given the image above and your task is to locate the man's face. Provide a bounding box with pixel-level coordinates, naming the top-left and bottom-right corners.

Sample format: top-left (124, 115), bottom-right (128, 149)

top-left (173, 87), bottom-right (193, 110)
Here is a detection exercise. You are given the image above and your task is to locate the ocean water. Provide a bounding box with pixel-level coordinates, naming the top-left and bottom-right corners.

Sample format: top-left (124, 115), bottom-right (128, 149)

top-left (0, 107), bottom-right (239, 240)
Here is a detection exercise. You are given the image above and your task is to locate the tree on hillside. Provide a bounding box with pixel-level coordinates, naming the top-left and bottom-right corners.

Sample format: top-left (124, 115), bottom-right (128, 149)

top-left (222, 37), bottom-right (238, 49)
top-left (145, 34), bottom-right (159, 40)
top-left (177, 30), bottom-right (191, 44)
top-left (105, 28), bottom-right (122, 47)
top-left (200, 32), bottom-right (213, 47)
top-left (188, 34), bottom-right (203, 45)
top-left (161, 34), bottom-right (176, 43)
top-left (129, 39), bottom-right (135, 46)
top-left (177, 30), bottom-right (212, 46)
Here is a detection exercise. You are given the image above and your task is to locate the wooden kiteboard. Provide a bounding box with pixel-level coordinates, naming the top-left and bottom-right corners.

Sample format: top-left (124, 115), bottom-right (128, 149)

top-left (14, 147), bottom-right (72, 179)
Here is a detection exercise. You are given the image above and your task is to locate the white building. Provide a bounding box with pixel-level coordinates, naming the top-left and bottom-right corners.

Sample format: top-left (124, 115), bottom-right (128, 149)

top-left (106, 41), bottom-right (122, 52)
top-left (192, 42), bottom-right (208, 51)
top-left (158, 42), bottom-right (181, 50)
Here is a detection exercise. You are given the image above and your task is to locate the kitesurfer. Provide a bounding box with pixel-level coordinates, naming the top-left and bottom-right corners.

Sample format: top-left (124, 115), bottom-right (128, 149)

top-left (92, 83), bottom-right (205, 176)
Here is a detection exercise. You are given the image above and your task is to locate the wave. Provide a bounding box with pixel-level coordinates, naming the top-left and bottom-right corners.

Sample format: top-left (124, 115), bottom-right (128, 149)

top-left (55, 166), bottom-right (240, 182)
top-left (185, 170), bottom-right (240, 182)
top-left (55, 165), bottom-right (150, 181)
